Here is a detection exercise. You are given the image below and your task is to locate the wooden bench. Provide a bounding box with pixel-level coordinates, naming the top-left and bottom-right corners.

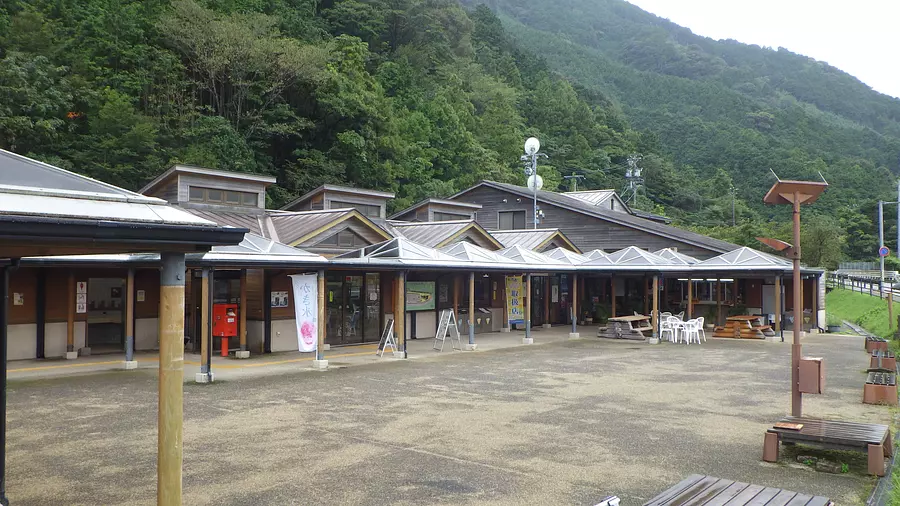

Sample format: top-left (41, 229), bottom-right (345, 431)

top-left (864, 371), bottom-right (898, 405)
top-left (870, 350), bottom-right (897, 370)
top-left (763, 416), bottom-right (892, 476)
top-left (866, 336), bottom-right (888, 352)
top-left (643, 474), bottom-right (832, 506)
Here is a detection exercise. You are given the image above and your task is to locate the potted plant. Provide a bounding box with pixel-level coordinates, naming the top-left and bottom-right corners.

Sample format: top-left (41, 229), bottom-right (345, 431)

top-left (594, 304), bottom-right (609, 325)
top-left (703, 306), bottom-right (717, 331)
top-left (826, 314), bottom-right (842, 333)
top-left (583, 310), bottom-right (593, 325)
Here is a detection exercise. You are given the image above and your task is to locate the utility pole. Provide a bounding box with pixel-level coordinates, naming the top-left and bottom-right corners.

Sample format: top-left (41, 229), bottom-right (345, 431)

top-left (879, 200), bottom-right (885, 297)
top-left (563, 172), bottom-right (585, 192)
top-left (731, 185), bottom-right (736, 226)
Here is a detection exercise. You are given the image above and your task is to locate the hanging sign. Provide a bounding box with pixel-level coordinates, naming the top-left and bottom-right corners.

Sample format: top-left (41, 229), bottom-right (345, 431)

top-left (289, 274), bottom-right (318, 352)
top-left (505, 275), bottom-right (525, 325)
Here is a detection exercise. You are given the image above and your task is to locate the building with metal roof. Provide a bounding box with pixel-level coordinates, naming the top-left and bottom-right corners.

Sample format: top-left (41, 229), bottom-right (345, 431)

top-left (490, 228), bottom-right (581, 253)
top-left (389, 220), bottom-right (503, 250)
top-left (654, 248), bottom-right (701, 266)
top-left (451, 180), bottom-right (739, 258)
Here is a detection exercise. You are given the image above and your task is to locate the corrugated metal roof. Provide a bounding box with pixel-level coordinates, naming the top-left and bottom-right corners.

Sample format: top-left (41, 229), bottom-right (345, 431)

top-left (182, 208), bottom-right (269, 236)
top-left (0, 149), bottom-right (149, 197)
top-left (455, 181), bottom-right (739, 255)
top-left (563, 189), bottom-right (617, 206)
top-left (388, 198), bottom-right (481, 220)
top-left (269, 209), bottom-right (357, 245)
top-left (389, 220), bottom-right (472, 247)
top-left (490, 228), bottom-right (575, 251)
top-left (25, 233), bottom-right (325, 266)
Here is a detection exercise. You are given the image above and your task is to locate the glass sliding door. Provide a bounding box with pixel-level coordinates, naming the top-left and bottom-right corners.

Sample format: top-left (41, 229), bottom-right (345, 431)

top-left (363, 273), bottom-right (381, 342)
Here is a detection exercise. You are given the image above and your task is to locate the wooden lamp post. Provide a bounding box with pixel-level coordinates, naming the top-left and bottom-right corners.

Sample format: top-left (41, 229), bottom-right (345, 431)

top-left (763, 176), bottom-right (828, 417)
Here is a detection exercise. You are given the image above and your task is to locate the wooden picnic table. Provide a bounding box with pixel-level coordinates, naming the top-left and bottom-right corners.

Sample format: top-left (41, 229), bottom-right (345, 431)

top-left (643, 474), bottom-right (832, 506)
top-left (599, 314), bottom-right (652, 340)
top-left (713, 315), bottom-right (766, 339)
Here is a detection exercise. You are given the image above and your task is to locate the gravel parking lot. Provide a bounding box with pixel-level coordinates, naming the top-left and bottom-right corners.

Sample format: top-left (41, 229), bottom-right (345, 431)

top-left (5, 332), bottom-right (886, 505)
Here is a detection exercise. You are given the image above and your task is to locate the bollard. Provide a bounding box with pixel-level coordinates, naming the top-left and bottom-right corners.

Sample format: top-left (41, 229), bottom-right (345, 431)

top-left (221, 336), bottom-right (229, 357)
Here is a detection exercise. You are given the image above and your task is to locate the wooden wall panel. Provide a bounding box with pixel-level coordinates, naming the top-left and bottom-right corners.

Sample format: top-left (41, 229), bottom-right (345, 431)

top-left (456, 185), bottom-right (721, 259)
top-left (44, 269), bottom-right (88, 323)
top-left (270, 273), bottom-right (294, 320)
top-left (8, 268), bottom-right (37, 325)
top-left (134, 268), bottom-right (161, 319)
top-left (745, 278), bottom-right (763, 308)
top-left (245, 269), bottom-right (264, 320)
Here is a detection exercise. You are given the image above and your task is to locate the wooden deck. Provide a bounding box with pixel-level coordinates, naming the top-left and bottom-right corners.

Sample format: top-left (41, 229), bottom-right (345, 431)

top-left (643, 474), bottom-right (832, 506)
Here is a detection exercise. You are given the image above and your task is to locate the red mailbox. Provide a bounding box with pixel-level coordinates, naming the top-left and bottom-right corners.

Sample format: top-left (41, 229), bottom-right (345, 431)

top-left (213, 303), bottom-right (238, 356)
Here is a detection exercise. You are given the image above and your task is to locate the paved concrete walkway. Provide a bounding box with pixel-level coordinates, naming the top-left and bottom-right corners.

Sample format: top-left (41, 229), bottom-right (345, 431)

top-left (7, 325), bottom-right (580, 381)
top-left (4, 331), bottom-right (888, 505)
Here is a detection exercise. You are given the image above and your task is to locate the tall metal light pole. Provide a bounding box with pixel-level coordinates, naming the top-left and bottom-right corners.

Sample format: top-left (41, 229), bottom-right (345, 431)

top-left (522, 137), bottom-right (547, 229)
top-left (763, 175), bottom-right (827, 418)
top-left (879, 200), bottom-right (885, 296)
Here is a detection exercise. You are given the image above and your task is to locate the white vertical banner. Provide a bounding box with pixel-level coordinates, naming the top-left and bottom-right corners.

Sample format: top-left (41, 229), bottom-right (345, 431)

top-left (289, 273), bottom-right (318, 353)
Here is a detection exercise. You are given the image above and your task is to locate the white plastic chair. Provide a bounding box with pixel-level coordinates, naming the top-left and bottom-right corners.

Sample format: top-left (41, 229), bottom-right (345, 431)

top-left (660, 316), bottom-right (677, 342)
top-left (682, 319), bottom-right (701, 345)
top-left (696, 316), bottom-right (706, 342)
top-left (665, 316), bottom-right (684, 343)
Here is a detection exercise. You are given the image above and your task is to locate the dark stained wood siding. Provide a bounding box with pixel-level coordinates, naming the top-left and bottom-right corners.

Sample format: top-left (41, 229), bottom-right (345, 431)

top-left (8, 268), bottom-right (37, 325)
top-left (455, 186), bottom-right (720, 259)
top-left (246, 269), bottom-right (264, 320)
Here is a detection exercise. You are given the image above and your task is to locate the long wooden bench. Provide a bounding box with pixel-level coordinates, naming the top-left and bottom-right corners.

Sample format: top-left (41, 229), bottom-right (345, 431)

top-left (866, 336), bottom-right (888, 352)
top-left (643, 474), bottom-right (832, 506)
top-left (870, 350), bottom-right (897, 370)
top-left (864, 371), bottom-right (898, 405)
top-left (763, 416), bottom-right (892, 476)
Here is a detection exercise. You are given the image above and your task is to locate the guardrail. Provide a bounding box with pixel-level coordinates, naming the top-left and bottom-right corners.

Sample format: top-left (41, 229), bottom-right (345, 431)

top-left (827, 271), bottom-right (899, 298)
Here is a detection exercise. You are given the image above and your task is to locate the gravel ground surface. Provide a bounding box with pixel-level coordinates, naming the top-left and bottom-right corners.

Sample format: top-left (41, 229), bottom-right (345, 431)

top-left (5, 332), bottom-right (887, 505)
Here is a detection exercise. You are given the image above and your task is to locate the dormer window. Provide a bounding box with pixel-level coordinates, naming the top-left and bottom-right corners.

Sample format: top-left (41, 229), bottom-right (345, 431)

top-left (189, 186), bottom-right (258, 207)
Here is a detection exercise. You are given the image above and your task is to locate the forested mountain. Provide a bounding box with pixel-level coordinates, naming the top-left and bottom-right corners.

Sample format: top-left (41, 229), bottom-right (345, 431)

top-left (0, 0), bottom-right (896, 266)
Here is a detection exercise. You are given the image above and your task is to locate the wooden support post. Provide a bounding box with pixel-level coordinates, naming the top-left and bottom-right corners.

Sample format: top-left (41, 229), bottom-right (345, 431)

top-left (239, 269), bottom-right (248, 353)
top-left (125, 269), bottom-right (136, 364)
top-left (395, 271), bottom-right (406, 358)
top-left (315, 269), bottom-right (327, 367)
top-left (570, 273), bottom-right (579, 338)
top-left (610, 275), bottom-right (616, 318)
top-left (66, 272), bottom-right (75, 357)
top-left (652, 275), bottom-right (659, 337)
top-left (572, 274), bottom-right (578, 326)
top-left (501, 275), bottom-right (509, 331)
top-left (543, 276), bottom-right (550, 327)
top-left (716, 277), bottom-right (723, 327)
top-left (811, 277), bottom-right (818, 332)
top-left (199, 269), bottom-right (210, 377)
top-left (687, 277), bottom-right (693, 319)
top-left (775, 276), bottom-right (782, 333)
top-left (643, 276), bottom-right (649, 315)
top-left (468, 272), bottom-right (476, 348)
top-left (158, 252), bottom-right (186, 506)
top-left (524, 274), bottom-right (533, 343)
top-left (452, 274), bottom-right (459, 322)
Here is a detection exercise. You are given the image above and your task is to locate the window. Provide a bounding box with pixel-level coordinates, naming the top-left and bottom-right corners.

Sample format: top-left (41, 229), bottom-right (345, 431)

top-left (318, 230), bottom-right (366, 248)
top-left (498, 210), bottom-right (526, 230)
top-left (433, 211), bottom-right (468, 222)
top-left (188, 187), bottom-right (259, 207)
top-left (331, 200), bottom-right (382, 218)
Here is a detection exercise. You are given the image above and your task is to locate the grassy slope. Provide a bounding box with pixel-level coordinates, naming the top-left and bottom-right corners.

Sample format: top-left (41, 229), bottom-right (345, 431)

top-left (825, 288), bottom-right (896, 338)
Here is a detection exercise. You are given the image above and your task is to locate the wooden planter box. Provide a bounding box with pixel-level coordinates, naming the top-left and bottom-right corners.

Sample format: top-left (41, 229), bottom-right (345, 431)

top-left (866, 337), bottom-right (888, 353)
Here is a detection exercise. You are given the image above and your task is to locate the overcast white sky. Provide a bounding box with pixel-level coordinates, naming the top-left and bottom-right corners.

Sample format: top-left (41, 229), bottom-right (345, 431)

top-left (626, 0), bottom-right (900, 98)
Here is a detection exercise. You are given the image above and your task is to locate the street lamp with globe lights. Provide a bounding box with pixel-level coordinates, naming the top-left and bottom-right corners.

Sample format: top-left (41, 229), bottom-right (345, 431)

top-left (521, 137), bottom-right (548, 229)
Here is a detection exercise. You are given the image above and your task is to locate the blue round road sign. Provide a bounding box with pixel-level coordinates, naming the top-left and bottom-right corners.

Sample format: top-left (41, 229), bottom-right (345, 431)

top-left (879, 246), bottom-right (890, 257)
